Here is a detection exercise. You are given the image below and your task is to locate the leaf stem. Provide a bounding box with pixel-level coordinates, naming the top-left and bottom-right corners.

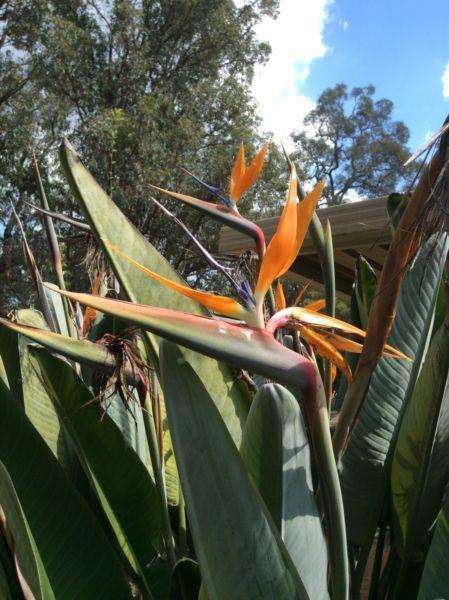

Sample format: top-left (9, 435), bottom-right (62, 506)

top-left (32, 154), bottom-right (77, 340)
top-left (142, 392), bottom-right (176, 568)
top-left (298, 367), bottom-right (349, 600)
top-left (178, 487), bottom-right (187, 556)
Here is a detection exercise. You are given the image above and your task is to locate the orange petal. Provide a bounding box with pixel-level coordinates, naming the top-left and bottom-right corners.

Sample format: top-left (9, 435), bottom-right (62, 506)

top-left (278, 178), bottom-right (325, 277)
top-left (304, 299), bottom-right (325, 312)
top-left (285, 307), bottom-right (410, 360)
top-left (104, 241), bottom-right (246, 320)
top-left (229, 143), bottom-right (246, 201)
top-left (293, 281), bottom-right (312, 306)
top-left (320, 331), bottom-right (364, 354)
top-left (298, 325), bottom-right (352, 381)
top-left (288, 307), bottom-right (368, 338)
top-left (275, 280), bottom-right (286, 311)
top-left (232, 144), bottom-right (268, 203)
top-left (254, 163), bottom-right (298, 301)
top-left (319, 330), bottom-right (406, 359)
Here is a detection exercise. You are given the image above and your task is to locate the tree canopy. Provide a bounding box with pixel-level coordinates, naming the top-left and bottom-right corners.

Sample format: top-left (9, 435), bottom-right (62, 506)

top-left (0, 3), bottom-right (415, 314)
top-left (0, 0), bottom-right (282, 311)
top-left (292, 83), bottom-right (412, 205)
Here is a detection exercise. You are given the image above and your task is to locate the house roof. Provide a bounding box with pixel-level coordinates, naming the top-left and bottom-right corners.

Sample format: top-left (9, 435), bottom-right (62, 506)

top-left (218, 196), bottom-right (391, 299)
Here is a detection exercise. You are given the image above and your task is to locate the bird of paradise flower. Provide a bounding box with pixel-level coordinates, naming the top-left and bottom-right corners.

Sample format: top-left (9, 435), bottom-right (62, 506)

top-left (81, 143), bottom-right (408, 381)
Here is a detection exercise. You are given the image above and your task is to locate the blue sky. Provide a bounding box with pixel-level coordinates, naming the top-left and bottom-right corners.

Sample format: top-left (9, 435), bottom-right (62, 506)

top-left (251, 0), bottom-right (449, 152)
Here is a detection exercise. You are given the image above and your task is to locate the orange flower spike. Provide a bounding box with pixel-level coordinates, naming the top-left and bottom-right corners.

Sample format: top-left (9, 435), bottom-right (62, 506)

top-left (304, 299), bottom-right (325, 312)
top-left (229, 143), bottom-right (267, 203)
top-left (320, 330), bottom-right (406, 359)
top-left (229, 143), bottom-right (246, 202)
top-left (298, 324), bottom-right (352, 381)
top-left (278, 177), bottom-right (326, 277)
top-left (275, 280), bottom-right (286, 311)
top-left (254, 163), bottom-right (299, 303)
top-left (104, 241), bottom-right (247, 320)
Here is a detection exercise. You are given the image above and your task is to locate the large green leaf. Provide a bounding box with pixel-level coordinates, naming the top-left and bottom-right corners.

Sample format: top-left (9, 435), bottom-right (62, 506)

top-left (240, 383), bottom-right (329, 599)
top-left (0, 460), bottom-right (52, 600)
top-left (60, 140), bottom-right (250, 446)
top-left (0, 379), bottom-right (130, 599)
top-left (0, 322), bottom-right (21, 402)
top-left (159, 341), bottom-right (309, 600)
top-left (339, 235), bottom-right (449, 556)
top-left (418, 486), bottom-right (449, 599)
top-left (0, 528), bottom-right (22, 600)
top-left (391, 322), bottom-right (449, 559)
top-left (15, 309), bottom-right (77, 477)
top-left (28, 347), bottom-right (166, 593)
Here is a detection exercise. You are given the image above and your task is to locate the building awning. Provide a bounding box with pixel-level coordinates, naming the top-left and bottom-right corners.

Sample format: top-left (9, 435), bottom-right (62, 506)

top-left (218, 196), bottom-right (391, 300)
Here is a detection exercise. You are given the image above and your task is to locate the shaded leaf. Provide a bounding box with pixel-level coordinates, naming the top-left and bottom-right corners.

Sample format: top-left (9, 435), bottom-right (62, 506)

top-left (159, 342), bottom-right (309, 600)
top-left (0, 380), bottom-right (131, 599)
top-left (391, 322), bottom-right (449, 559)
top-left (340, 235), bottom-right (449, 559)
top-left (240, 383), bottom-right (329, 599)
top-left (418, 486), bottom-right (449, 599)
top-left (28, 348), bottom-right (166, 592)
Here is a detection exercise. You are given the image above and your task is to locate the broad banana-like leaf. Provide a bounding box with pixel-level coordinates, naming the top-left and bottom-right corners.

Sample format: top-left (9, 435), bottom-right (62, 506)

top-left (0, 526), bottom-right (22, 600)
top-left (390, 322), bottom-right (449, 559)
top-left (159, 341), bottom-right (309, 600)
top-left (15, 309), bottom-right (77, 478)
top-left (60, 140), bottom-right (250, 446)
top-left (339, 235), bottom-right (449, 561)
top-left (28, 347), bottom-right (166, 593)
top-left (0, 380), bottom-right (130, 599)
top-left (0, 460), bottom-right (52, 600)
top-left (0, 322), bottom-right (21, 402)
top-left (103, 388), bottom-right (148, 464)
top-left (418, 486), bottom-right (449, 599)
top-left (17, 311), bottom-right (142, 507)
top-left (240, 384), bottom-right (329, 599)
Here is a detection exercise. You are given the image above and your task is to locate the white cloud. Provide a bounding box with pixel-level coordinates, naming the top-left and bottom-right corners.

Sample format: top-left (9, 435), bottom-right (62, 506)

top-left (442, 62), bottom-right (449, 99)
top-left (249, 0), bottom-right (331, 146)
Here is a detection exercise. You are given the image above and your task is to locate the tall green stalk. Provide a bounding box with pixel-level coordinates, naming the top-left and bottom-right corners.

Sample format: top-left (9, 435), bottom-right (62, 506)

top-left (142, 392), bottom-right (176, 569)
top-left (32, 154), bottom-right (77, 339)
